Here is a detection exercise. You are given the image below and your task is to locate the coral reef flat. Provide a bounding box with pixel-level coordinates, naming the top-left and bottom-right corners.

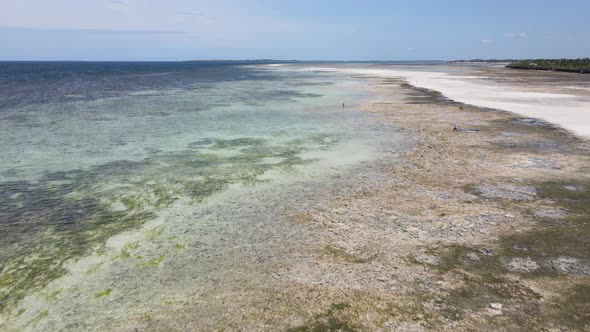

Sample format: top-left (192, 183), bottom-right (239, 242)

top-left (1, 62), bottom-right (589, 331)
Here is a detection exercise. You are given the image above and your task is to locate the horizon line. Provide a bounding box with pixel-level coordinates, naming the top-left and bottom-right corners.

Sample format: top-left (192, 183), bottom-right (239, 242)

top-left (0, 58), bottom-right (584, 63)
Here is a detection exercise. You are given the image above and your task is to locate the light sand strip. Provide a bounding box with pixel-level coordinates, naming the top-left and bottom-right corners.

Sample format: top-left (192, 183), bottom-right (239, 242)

top-left (298, 66), bottom-right (590, 138)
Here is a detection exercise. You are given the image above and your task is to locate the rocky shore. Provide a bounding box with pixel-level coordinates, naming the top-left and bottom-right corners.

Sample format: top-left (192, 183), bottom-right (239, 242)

top-left (274, 76), bottom-right (590, 331)
top-left (114, 70), bottom-right (590, 331)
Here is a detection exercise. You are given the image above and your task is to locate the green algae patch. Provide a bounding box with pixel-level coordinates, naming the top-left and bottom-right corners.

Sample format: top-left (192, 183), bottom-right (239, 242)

top-left (321, 244), bottom-right (378, 264)
top-left (211, 138), bottom-right (267, 150)
top-left (288, 317), bottom-right (356, 332)
top-left (416, 175), bottom-right (590, 329)
top-left (484, 116), bottom-right (583, 155)
top-left (499, 179), bottom-right (590, 264)
top-left (95, 288), bottom-right (112, 298)
top-left (0, 175), bottom-right (157, 314)
top-left (0, 132), bottom-right (339, 314)
top-left (151, 185), bottom-right (178, 208)
top-left (146, 227), bottom-right (163, 241)
top-left (308, 133), bottom-right (344, 150)
top-left (185, 177), bottom-right (229, 200)
top-left (441, 274), bottom-right (541, 320)
top-left (87, 263), bottom-right (104, 275)
top-left (26, 309), bottom-right (49, 328)
top-left (138, 255), bottom-right (166, 268)
top-left (119, 242), bottom-right (142, 260)
top-left (44, 290), bottom-right (61, 302)
top-left (330, 303), bottom-right (350, 311)
top-left (424, 245), bottom-right (504, 275)
top-left (121, 195), bottom-right (143, 211)
top-left (288, 302), bottom-right (357, 332)
top-left (181, 137), bottom-right (327, 200)
top-left (15, 308), bottom-right (26, 318)
top-left (459, 178), bottom-right (590, 276)
top-left (411, 245), bottom-right (552, 329)
top-left (549, 283), bottom-right (590, 330)
top-left (286, 290), bottom-right (444, 331)
top-left (436, 275), bottom-right (590, 330)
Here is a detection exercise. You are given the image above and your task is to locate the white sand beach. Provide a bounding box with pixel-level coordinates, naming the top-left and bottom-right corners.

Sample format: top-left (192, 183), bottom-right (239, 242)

top-left (299, 66), bottom-right (590, 138)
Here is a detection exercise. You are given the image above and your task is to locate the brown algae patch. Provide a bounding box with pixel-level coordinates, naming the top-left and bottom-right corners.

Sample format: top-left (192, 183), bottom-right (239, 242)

top-left (287, 302), bottom-right (357, 332)
top-left (320, 244), bottom-right (378, 264)
top-left (412, 175), bottom-right (590, 327)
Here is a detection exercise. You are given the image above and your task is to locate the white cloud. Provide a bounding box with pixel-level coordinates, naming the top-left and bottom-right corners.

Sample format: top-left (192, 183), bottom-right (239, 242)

top-left (2, 26), bottom-right (184, 35)
top-left (480, 39), bottom-right (494, 44)
top-left (504, 32), bottom-right (527, 38)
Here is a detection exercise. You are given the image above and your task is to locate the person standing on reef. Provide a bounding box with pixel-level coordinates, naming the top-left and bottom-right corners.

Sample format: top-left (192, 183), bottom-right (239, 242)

top-left (342, 102), bottom-right (345, 107)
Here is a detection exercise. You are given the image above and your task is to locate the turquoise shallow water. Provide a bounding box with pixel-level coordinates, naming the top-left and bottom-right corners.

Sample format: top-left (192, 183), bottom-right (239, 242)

top-left (0, 62), bottom-right (407, 329)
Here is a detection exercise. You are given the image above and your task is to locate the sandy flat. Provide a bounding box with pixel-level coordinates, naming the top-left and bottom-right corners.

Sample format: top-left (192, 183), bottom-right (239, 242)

top-left (298, 66), bottom-right (590, 138)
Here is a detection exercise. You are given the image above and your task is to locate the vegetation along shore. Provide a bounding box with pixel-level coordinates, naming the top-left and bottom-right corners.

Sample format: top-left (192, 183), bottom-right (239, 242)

top-left (507, 58), bottom-right (590, 73)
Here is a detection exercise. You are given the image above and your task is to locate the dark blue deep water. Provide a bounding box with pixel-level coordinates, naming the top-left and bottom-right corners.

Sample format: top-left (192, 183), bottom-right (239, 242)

top-left (0, 61), bottom-right (294, 109)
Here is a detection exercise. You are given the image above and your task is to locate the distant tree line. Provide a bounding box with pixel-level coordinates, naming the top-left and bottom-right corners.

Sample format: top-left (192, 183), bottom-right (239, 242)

top-left (506, 58), bottom-right (590, 73)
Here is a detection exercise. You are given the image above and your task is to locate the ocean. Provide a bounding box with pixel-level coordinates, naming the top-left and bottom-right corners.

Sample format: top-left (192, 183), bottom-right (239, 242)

top-left (0, 61), bottom-right (408, 329)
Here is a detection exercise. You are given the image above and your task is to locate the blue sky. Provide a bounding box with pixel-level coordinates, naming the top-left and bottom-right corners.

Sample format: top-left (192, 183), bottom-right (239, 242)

top-left (1, 0), bottom-right (589, 61)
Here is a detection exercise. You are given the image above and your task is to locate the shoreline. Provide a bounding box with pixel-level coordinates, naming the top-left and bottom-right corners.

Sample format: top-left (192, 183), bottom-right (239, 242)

top-left (295, 65), bottom-right (590, 139)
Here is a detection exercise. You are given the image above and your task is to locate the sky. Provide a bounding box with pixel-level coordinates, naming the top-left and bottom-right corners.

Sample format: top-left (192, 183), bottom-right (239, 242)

top-left (0, 0), bottom-right (589, 61)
